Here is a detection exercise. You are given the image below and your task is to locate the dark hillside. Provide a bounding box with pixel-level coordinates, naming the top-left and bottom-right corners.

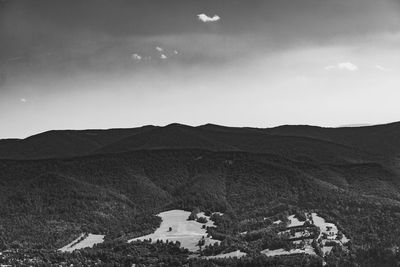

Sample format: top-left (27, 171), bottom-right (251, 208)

top-left (97, 124), bottom-right (376, 164)
top-left (267, 122), bottom-right (400, 156)
top-left (1, 149), bottom-right (400, 250)
top-left (0, 126), bottom-right (156, 160)
top-left (96, 123), bottom-right (239, 154)
top-left (0, 171), bottom-right (152, 249)
top-left (1, 122), bottom-right (400, 161)
top-left (1, 123), bottom-right (400, 265)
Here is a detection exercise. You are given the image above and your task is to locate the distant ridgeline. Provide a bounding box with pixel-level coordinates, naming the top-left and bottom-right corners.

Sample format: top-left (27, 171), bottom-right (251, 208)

top-left (0, 122), bottom-right (400, 266)
top-left (1, 122), bottom-right (400, 160)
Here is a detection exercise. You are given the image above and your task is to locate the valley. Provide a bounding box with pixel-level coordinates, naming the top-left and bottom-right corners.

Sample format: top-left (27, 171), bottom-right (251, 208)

top-left (0, 123), bottom-right (400, 266)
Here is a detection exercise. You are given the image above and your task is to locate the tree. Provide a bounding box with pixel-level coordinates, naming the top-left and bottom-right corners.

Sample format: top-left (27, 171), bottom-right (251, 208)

top-left (197, 217), bottom-right (208, 224)
top-left (198, 236), bottom-right (206, 251)
top-left (187, 210), bottom-right (199, 221)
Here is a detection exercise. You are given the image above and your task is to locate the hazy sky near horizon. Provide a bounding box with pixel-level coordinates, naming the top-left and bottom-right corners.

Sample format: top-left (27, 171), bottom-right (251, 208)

top-left (1, 0), bottom-right (400, 138)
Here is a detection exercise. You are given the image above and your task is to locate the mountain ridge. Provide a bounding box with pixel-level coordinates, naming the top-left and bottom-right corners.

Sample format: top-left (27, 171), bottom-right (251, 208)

top-left (1, 121), bottom-right (400, 160)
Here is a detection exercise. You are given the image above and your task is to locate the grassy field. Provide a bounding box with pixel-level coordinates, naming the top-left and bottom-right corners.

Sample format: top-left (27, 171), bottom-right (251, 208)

top-left (59, 233), bottom-right (105, 252)
top-left (128, 209), bottom-right (220, 252)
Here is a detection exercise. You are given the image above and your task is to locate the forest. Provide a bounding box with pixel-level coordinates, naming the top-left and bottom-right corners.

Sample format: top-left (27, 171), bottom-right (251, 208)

top-left (0, 146), bottom-right (400, 266)
top-left (1, 123), bottom-right (400, 265)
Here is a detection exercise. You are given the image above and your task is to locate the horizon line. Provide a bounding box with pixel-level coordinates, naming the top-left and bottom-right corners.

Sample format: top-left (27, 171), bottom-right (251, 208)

top-left (1, 120), bottom-right (398, 141)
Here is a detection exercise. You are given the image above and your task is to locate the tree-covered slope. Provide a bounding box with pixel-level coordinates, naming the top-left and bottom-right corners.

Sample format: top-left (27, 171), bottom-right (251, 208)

top-left (1, 149), bottom-right (400, 251)
top-left (1, 122), bottom-right (400, 161)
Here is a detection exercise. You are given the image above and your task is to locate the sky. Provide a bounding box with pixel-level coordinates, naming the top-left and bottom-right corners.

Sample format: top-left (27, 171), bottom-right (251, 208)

top-left (1, 0), bottom-right (400, 139)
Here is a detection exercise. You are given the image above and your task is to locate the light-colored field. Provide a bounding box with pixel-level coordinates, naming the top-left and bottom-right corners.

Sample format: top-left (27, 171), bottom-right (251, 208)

top-left (128, 209), bottom-right (220, 252)
top-left (59, 233), bottom-right (105, 252)
top-left (341, 234), bottom-right (350, 244)
top-left (312, 212), bottom-right (337, 240)
top-left (261, 246), bottom-right (316, 257)
top-left (287, 215), bottom-right (304, 227)
top-left (269, 213), bottom-right (351, 258)
top-left (311, 212), bottom-right (348, 243)
top-left (204, 250), bottom-right (247, 259)
top-left (322, 246), bottom-right (333, 255)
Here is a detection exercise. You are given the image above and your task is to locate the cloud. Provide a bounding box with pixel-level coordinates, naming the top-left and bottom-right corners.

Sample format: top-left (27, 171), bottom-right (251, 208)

top-left (325, 62), bottom-right (359, 72)
top-left (131, 53), bottom-right (142, 61)
top-left (156, 46), bottom-right (164, 52)
top-left (174, 50), bottom-right (179, 55)
top-left (7, 56), bottom-right (23, 62)
top-left (376, 65), bottom-right (392, 72)
top-left (160, 54), bottom-right (167, 59)
top-left (197, 14), bottom-right (221, 23)
top-left (20, 98), bottom-right (27, 103)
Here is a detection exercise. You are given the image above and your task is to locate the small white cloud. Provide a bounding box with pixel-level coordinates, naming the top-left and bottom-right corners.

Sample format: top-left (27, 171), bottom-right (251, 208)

top-left (174, 50), bottom-right (179, 55)
top-left (20, 98), bottom-right (27, 103)
top-left (325, 62), bottom-right (359, 72)
top-left (156, 46), bottom-right (164, 52)
top-left (131, 53), bottom-right (142, 61)
top-left (376, 65), bottom-right (392, 72)
top-left (160, 54), bottom-right (167, 59)
top-left (197, 13), bottom-right (221, 23)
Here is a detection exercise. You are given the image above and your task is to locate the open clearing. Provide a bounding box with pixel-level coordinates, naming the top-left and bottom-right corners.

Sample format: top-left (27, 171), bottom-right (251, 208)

top-left (59, 234), bottom-right (105, 252)
top-left (128, 209), bottom-right (220, 252)
top-left (261, 247), bottom-right (316, 257)
top-left (287, 215), bottom-right (304, 227)
top-left (262, 212), bottom-right (350, 258)
top-left (311, 212), bottom-right (349, 244)
top-left (204, 250), bottom-right (247, 259)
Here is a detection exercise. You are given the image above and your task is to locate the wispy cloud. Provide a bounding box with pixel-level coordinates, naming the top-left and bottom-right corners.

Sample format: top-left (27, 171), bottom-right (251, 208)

top-left (156, 46), bottom-right (164, 52)
top-left (7, 56), bottom-right (24, 62)
top-left (325, 62), bottom-right (359, 72)
top-left (376, 65), bottom-right (392, 72)
top-left (197, 14), bottom-right (221, 23)
top-left (160, 54), bottom-right (167, 59)
top-left (131, 53), bottom-right (142, 61)
top-left (20, 98), bottom-right (27, 103)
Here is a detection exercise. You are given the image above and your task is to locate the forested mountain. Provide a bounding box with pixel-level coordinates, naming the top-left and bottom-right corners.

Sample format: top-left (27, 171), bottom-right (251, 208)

top-left (1, 123), bottom-right (400, 266)
top-left (2, 122), bottom-right (400, 161)
top-left (264, 122), bottom-right (400, 156)
top-left (0, 126), bottom-right (156, 159)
